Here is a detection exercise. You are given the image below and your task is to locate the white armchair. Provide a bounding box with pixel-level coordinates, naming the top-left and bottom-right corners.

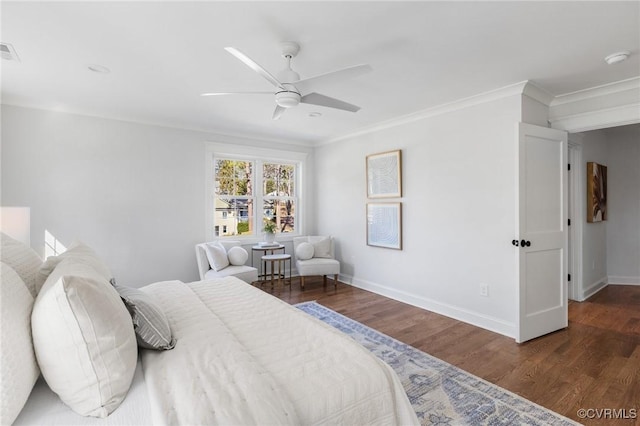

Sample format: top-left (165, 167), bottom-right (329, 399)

top-left (195, 240), bottom-right (258, 284)
top-left (293, 236), bottom-right (340, 289)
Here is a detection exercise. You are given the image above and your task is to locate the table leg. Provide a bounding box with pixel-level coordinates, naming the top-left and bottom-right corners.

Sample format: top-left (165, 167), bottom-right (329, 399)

top-left (277, 259), bottom-right (282, 293)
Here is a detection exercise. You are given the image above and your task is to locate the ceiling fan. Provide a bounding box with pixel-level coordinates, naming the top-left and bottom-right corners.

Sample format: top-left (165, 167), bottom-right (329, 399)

top-left (201, 42), bottom-right (372, 120)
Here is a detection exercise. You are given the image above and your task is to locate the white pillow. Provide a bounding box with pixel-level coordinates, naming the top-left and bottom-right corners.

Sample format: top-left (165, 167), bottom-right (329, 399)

top-left (0, 232), bottom-right (42, 298)
top-left (31, 258), bottom-right (137, 418)
top-left (0, 262), bottom-right (39, 425)
top-left (295, 242), bottom-right (314, 260)
top-left (205, 243), bottom-right (229, 271)
top-left (36, 241), bottom-right (113, 293)
top-left (312, 237), bottom-right (332, 258)
top-left (227, 246), bottom-right (248, 266)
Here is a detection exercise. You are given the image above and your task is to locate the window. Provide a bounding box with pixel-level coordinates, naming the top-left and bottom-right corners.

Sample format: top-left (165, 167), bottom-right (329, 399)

top-left (208, 145), bottom-right (305, 240)
top-left (263, 163), bottom-right (295, 234)
top-left (214, 159), bottom-right (254, 237)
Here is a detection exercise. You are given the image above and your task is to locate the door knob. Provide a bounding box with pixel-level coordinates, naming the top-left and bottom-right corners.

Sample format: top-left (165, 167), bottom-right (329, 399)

top-left (520, 240), bottom-right (531, 247)
top-left (512, 240), bottom-right (519, 247)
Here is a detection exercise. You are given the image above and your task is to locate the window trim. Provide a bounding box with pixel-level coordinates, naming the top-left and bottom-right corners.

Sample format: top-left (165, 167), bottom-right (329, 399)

top-left (205, 142), bottom-right (308, 243)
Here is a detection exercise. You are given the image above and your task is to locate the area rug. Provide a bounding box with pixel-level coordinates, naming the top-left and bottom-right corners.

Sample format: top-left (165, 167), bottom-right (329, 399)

top-left (295, 301), bottom-right (580, 426)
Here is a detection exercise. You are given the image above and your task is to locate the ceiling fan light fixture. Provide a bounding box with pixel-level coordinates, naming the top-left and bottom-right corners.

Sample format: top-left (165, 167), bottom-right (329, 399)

top-left (604, 51), bottom-right (630, 65)
top-left (275, 91), bottom-right (301, 108)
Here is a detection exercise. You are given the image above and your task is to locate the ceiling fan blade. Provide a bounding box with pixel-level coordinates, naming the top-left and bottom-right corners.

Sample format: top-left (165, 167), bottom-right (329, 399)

top-left (272, 105), bottom-right (286, 120)
top-left (301, 92), bottom-right (361, 113)
top-left (200, 92), bottom-right (272, 97)
top-left (225, 47), bottom-right (285, 90)
top-left (295, 64), bottom-right (372, 93)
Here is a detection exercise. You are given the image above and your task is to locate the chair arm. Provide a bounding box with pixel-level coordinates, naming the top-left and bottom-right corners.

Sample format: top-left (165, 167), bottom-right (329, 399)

top-left (195, 244), bottom-right (210, 280)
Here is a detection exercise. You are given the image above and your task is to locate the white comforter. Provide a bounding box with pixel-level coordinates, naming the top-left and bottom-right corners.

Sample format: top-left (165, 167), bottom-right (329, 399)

top-left (140, 277), bottom-right (418, 425)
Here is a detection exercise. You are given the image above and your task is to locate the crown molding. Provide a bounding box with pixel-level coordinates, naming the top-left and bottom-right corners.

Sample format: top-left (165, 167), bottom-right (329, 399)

top-left (0, 101), bottom-right (315, 149)
top-left (548, 76), bottom-right (640, 132)
top-left (550, 76), bottom-right (640, 106)
top-left (549, 102), bottom-right (640, 133)
top-left (522, 81), bottom-right (555, 106)
top-left (318, 81), bottom-right (533, 146)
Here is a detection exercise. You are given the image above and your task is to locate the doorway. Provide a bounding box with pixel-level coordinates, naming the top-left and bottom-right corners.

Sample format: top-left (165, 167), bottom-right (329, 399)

top-left (567, 140), bottom-right (582, 301)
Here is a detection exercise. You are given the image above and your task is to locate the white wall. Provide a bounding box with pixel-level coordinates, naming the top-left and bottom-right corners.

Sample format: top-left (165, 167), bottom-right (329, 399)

top-left (314, 94), bottom-right (523, 336)
top-left (1, 105), bottom-right (312, 286)
top-left (579, 129), bottom-right (609, 297)
top-left (605, 124), bottom-right (640, 285)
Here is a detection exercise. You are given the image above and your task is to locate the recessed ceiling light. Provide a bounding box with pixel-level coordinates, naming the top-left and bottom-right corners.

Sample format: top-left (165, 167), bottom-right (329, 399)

top-left (308, 112), bottom-right (322, 118)
top-left (604, 51), bottom-right (630, 65)
top-left (88, 64), bottom-right (110, 74)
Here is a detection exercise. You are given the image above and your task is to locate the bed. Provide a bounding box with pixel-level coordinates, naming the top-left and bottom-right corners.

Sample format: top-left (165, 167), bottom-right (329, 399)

top-left (2, 233), bottom-right (418, 425)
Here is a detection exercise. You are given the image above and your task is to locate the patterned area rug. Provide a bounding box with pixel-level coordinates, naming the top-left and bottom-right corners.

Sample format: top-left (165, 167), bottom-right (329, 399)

top-left (295, 301), bottom-right (580, 426)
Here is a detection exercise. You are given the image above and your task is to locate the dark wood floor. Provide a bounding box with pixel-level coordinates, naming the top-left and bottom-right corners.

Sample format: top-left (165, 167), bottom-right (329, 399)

top-left (262, 278), bottom-right (640, 425)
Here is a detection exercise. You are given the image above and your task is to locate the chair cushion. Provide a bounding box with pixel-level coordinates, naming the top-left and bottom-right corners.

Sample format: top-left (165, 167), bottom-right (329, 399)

top-left (32, 258), bottom-right (137, 418)
top-left (205, 243), bottom-right (229, 271)
top-left (295, 242), bottom-right (314, 260)
top-left (296, 258), bottom-right (340, 276)
top-left (204, 265), bottom-right (258, 284)
top-left (227, 246), bottom-right (248, 266)
top-left (0, 262), bottom-right (39, 425)
top-left (311, 237), bottom-right (332, 258)
top-left (0, 232), bottom-right (42, 298)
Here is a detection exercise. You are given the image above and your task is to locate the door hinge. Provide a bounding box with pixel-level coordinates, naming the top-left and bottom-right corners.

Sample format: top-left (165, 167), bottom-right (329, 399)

top-left (568, 219), bottom-right (571, 226)
top-left (568, 274), bottom-right (571, 282)
top-left (568, 163), bottom-right (571, 171)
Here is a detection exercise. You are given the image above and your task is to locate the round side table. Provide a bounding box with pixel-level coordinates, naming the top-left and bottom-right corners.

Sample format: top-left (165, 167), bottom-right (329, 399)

top-left (261, 253), bottom-right (291, 292)
top-left (251, 244), bottom-right (285, 282)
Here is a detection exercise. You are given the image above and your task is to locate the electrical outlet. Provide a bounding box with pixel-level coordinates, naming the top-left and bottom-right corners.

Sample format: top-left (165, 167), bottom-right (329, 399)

top-left (479, 283), bottom-right (489, 297)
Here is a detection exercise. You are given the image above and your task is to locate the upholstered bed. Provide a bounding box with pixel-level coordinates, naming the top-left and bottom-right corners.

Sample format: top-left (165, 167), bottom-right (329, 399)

top-left (2, 233), bottom-right (418, 425)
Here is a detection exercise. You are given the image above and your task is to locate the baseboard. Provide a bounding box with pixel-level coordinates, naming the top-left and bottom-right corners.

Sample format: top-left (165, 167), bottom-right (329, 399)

top-left (607, 275), bottom-right (640, 285)
top-left (339, 273), bottom-right (516, 338)
top-left (580, 277), bottom-right (608, 301)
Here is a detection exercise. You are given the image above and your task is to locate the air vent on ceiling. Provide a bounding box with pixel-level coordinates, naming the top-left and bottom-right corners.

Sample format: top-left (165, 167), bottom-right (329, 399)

top-left (1, 43), bottom-right (20, 62)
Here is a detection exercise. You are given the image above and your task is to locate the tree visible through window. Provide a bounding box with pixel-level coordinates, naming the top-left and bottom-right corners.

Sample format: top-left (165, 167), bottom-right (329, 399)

top-left (213, 158), bottom-right (297, 238)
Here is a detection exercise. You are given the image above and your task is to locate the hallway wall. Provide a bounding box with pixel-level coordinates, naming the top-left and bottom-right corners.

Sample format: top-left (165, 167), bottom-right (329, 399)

top-left (605, 124), bottom-right (640, 285)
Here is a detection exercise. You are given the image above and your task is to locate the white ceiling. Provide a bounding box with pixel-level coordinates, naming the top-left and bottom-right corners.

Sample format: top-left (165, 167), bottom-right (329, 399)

top-left (2, 1), bottom-right (639, 145)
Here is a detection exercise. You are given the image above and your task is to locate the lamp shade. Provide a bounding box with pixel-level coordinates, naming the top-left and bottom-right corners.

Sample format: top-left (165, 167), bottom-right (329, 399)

top-left (0, 207), bottom-right (31, 246)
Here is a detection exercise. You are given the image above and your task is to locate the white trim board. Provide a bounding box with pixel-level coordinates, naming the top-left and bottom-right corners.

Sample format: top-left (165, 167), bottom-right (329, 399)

top-left (339, 273), bottom-right (516, 338)
top-left (608, 276), bottom-right (640, 286)
top-left (580, 277), bottom-right (608, 302)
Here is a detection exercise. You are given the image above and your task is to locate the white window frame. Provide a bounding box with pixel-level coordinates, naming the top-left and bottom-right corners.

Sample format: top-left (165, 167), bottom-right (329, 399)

top-left (205, 142), bottom-right (308, 243)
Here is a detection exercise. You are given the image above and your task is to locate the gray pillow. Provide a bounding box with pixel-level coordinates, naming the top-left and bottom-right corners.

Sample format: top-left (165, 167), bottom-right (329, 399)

top-left (114, 285), bottom-right (176, 351)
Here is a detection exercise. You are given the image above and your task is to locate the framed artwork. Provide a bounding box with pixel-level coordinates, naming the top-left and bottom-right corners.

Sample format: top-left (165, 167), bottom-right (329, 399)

top-left (366, 150), bottom-right (402, 198)
top-left (367, 202), bottom-right (402, 250)
top-left (587, 162), bottom-right (607, 223)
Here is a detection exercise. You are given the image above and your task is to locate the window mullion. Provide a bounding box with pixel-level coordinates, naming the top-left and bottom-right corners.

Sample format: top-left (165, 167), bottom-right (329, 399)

top-left (255, 159), bottom-right (263, 235)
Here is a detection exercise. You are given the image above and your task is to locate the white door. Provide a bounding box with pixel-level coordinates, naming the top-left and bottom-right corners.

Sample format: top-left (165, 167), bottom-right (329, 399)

top-left (517, 123), bottom-right (568, 343)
